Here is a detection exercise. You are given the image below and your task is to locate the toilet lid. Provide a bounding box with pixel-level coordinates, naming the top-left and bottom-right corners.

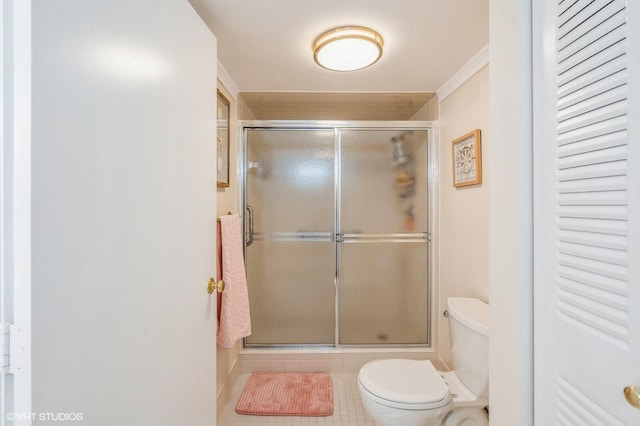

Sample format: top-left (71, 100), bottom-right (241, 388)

top-left (358, 359), bottom-right (450, 406)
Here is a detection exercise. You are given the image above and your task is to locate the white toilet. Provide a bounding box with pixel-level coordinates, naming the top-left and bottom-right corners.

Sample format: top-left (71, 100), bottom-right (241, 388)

top-left (358, 297), bottom-right (489, 426)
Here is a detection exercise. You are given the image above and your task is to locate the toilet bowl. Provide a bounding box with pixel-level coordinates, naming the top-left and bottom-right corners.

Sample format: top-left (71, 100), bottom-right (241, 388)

top-left (358, 297), bottom-right (489, 426)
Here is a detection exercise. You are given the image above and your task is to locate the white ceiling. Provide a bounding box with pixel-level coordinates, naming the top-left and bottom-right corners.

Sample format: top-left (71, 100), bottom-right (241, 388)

top-left (189, 0), bottom-right (489, 93)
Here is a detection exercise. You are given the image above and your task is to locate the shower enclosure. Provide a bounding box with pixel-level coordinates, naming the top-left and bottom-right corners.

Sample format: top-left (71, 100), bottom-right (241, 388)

top-left (242, 122), bottom-right (431, 347)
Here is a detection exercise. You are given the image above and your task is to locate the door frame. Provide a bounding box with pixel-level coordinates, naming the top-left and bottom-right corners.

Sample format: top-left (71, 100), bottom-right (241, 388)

top-left (1, 0), bottom-right (32, 424)
top-left (488, 0), bottom-right (535, 424)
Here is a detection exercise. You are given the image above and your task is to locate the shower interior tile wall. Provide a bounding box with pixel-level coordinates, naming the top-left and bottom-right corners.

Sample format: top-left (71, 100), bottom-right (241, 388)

top-left (239, 350), bottom-right (444, 375)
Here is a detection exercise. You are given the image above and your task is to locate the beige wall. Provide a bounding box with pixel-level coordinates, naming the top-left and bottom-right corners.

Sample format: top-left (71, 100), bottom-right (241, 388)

top-left (437, 65), bottom-right (490, 367)
top-left (214, 86), bottom-right (262, 421)
top-left (216, 86), bottom-right (259, 420)
top-left (410, 95), bottom-right (440, 121)
top-left (216, 84), bottom-right (239, 216)
top-left (238, 94), bottom-right (257, 121)
top-left (215, 82), bottom-right (241, 419)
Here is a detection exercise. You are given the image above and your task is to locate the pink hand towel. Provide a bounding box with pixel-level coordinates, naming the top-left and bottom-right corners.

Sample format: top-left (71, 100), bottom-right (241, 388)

top-left (217, 214), bottom-right (252, 348)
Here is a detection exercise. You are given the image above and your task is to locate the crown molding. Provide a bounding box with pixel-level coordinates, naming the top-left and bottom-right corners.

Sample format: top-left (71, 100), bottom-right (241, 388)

top-left (437, 44), bottom-right (489, 102)
top-left (217, 60), bottom-right (240, 99)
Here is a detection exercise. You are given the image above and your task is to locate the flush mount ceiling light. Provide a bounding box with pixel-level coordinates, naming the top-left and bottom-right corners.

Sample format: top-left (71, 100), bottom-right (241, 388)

top-left (313, 26), bottom-right (384, 72)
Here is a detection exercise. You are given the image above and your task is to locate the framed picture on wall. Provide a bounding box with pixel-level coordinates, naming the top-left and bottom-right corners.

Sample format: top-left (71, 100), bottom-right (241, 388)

top-left (452, 129), bottom-right (482, 188)
top-left (216, 90), bottom-right (230, 187)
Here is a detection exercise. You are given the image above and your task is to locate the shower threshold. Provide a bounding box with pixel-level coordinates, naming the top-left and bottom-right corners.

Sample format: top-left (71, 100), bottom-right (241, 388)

top-left (239, 346), bottom-right (443, 376)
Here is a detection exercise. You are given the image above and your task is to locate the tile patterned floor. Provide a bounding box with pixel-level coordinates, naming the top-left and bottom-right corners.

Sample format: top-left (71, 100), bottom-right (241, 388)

top-left (219, 374), bottom-right (375, 425)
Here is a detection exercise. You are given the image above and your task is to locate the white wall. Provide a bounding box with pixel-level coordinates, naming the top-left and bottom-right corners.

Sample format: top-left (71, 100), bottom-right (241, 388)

top-left (489, 0), bottom-right (534, 424)
top-left (31, 1), bottom-right (219, 425)
top-left (437, 65), bottom-right (490, 367)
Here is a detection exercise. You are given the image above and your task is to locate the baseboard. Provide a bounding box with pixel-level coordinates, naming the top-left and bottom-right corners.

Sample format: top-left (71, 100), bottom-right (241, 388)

top-left (216, 356), bottom-right (240, 422)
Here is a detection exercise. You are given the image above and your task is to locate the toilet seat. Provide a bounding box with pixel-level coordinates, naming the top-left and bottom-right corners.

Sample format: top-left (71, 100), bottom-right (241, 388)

top-left (358, 359), bottom-right (451, 410)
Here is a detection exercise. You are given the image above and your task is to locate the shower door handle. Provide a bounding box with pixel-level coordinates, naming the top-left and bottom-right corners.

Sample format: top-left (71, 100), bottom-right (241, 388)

top-left (245, 204), bottom-right (254, 246)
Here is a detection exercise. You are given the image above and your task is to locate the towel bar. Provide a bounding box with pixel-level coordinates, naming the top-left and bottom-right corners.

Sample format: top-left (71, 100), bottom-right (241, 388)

top-left (216, 211), bottom-right (234, 223)
top-left (212, 212), bottom-right (233, 294)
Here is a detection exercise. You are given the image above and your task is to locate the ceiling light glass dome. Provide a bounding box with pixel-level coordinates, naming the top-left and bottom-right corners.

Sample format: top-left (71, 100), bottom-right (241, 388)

top-left (313, 26), bottom-right (384, 72)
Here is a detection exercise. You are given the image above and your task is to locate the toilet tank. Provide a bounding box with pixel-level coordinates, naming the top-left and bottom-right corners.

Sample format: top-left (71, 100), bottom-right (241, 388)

top-left (447, 297), bottom-right (489, 399)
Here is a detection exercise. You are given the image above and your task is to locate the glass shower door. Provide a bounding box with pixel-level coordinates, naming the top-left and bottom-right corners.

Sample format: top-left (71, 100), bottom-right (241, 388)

top-left (338, 129), bottom-right (430, 345)
top-left (244, 129), bottom-right (336, 345)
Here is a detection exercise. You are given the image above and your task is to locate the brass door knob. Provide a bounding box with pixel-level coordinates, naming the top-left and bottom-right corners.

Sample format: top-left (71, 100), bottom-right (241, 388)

top-left (207, 278), bottom-right (225, 294)
top-left (624, 385), bottom-right (640, 409)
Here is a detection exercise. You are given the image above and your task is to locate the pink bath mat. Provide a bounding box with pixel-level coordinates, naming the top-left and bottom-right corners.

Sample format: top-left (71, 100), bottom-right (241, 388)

top-left (236, 372), bottom-right (333, 416)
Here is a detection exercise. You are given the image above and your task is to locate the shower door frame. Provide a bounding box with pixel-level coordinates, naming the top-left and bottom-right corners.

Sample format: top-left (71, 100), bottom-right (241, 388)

top-left (240, 120), bottom-right (435, 349)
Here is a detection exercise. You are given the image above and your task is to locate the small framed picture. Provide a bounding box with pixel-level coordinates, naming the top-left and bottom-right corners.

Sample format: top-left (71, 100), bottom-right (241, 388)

top-left (216, 89), bottom-right (230, 187)
top-left (452, 129), bottom-right (482, 188)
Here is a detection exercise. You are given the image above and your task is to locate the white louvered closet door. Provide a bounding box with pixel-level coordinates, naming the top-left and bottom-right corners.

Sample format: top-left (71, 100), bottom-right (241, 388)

top-left (534, 0), bottom-right (640, 424)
